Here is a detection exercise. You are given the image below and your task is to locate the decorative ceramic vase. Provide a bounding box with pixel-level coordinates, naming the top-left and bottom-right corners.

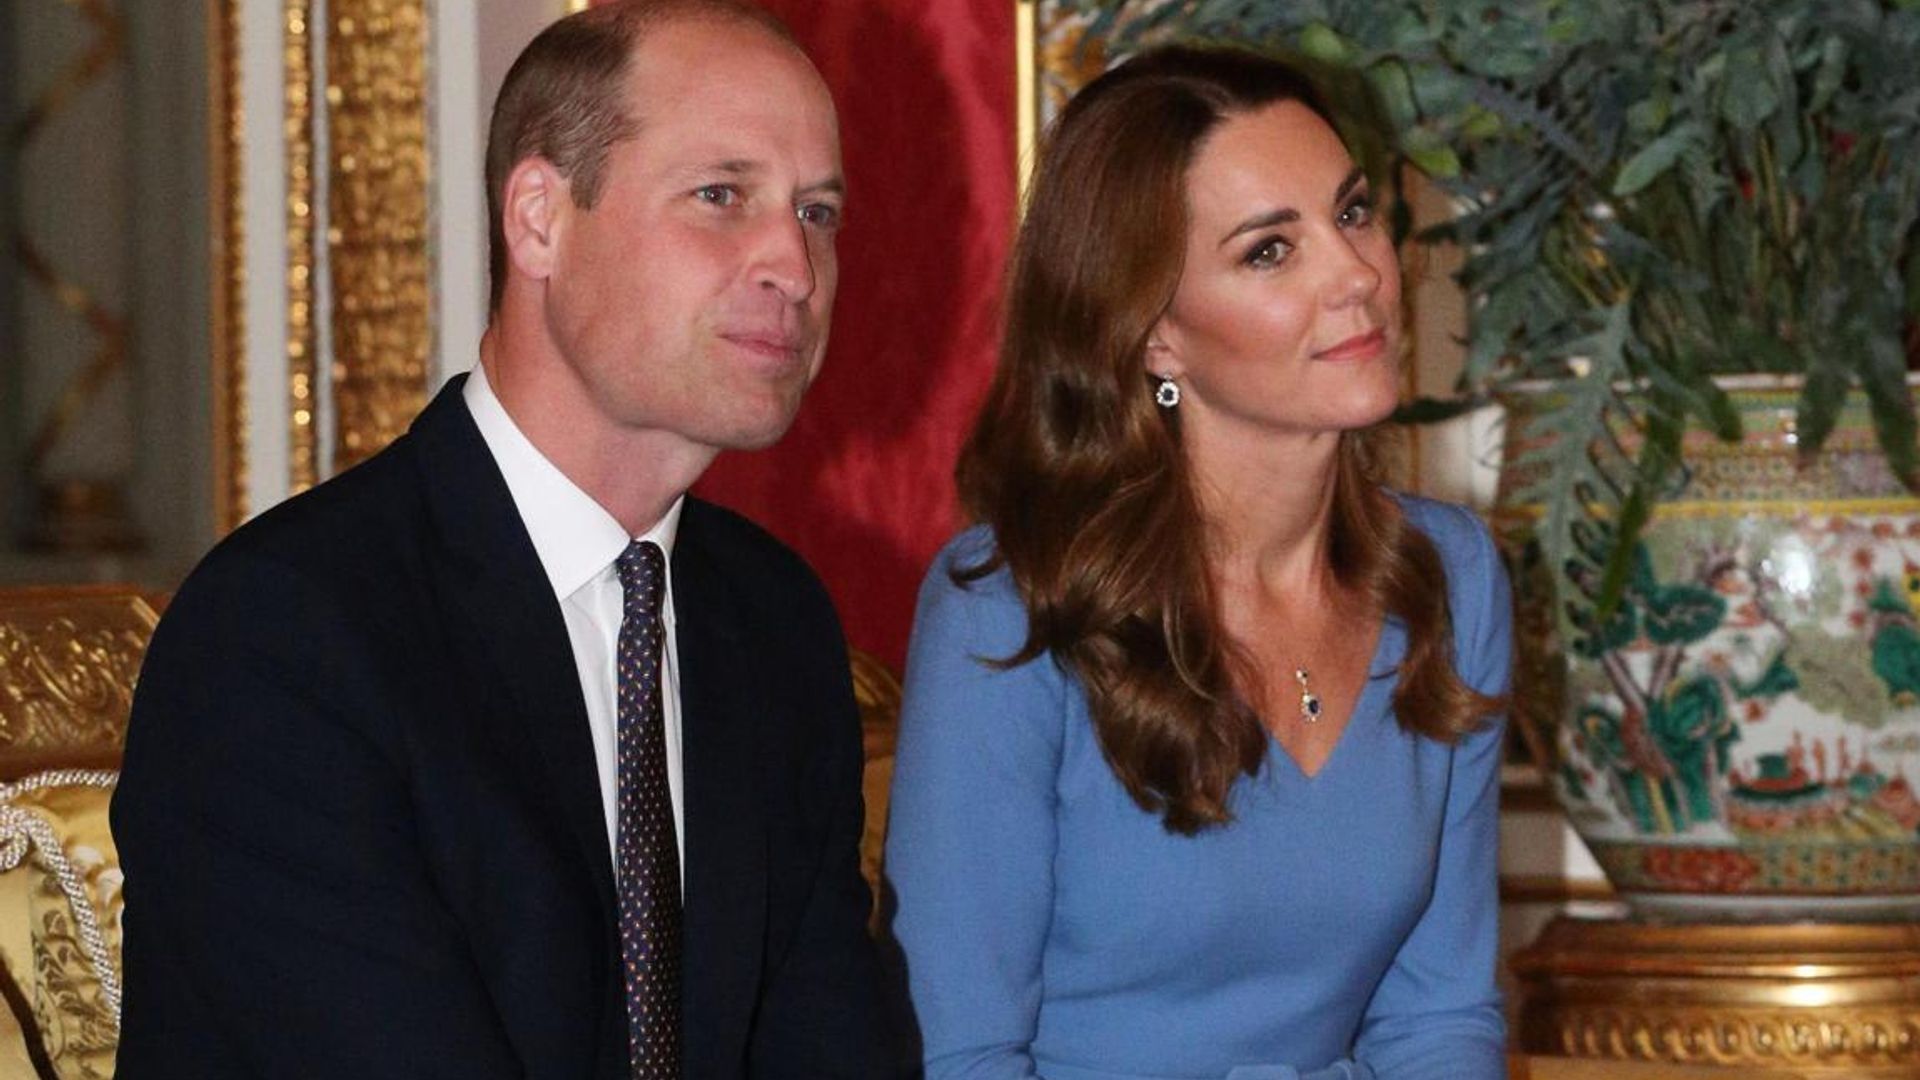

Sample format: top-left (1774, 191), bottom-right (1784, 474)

top-left (1496, 375), bottom-right (1920, 919)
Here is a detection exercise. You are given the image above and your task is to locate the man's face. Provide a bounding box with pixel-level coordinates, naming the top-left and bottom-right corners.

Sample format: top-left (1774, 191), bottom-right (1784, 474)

top-left (543, 18), bottom-right (844, 458)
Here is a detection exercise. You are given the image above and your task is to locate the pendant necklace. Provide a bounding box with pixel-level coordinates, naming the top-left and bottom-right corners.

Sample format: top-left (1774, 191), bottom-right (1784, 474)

top-left (1294, 667), bottom-right (1322, 722)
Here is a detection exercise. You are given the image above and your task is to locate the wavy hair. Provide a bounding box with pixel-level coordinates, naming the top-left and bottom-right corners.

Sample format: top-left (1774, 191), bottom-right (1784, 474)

top-left (956, 45), bottom-right (1500, 834)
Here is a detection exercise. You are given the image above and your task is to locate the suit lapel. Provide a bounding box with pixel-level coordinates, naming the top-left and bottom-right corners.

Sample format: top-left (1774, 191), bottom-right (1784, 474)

top-left (411, 381), bottom-right (617, 919)
top-left (673, 504), bottom-right (769, 1066)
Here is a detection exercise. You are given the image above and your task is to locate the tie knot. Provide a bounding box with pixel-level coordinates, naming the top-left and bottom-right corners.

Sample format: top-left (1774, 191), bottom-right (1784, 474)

top-left (615, 539), bottom-right (667, 618)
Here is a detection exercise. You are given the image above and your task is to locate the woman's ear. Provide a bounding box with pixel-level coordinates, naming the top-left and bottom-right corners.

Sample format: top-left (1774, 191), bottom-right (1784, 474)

top-left (1144, 325), bottom-right (1184, 382)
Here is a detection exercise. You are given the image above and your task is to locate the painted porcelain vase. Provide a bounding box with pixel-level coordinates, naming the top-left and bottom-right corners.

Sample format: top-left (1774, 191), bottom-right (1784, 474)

top-left (1495, 374), bottom-right (1920, 919)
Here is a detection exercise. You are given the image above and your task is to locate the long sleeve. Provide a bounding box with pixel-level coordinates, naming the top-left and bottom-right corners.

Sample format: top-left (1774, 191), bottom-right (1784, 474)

top-left (748, 604), bottom-right (905, 1078)
top-left (1353, 506), bottom-right (1513, 1080)
top-left (885, 541), bottom-right (1064, 1080)
top-left (113, 550), bottom-right (526, 1079)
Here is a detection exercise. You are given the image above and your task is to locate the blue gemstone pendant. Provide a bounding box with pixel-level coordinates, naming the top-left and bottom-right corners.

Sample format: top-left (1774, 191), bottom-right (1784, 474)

top-left (1294, 668), bottom-right (1321, 723)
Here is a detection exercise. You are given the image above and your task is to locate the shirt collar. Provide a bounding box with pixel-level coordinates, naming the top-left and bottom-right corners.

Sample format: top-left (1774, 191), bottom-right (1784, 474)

top-left (463, 364), bottom-right (683, 601)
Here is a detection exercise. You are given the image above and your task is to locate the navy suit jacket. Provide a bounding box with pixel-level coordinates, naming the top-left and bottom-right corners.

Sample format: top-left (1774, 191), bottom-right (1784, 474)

top-left (112, 378), bottom-right (895, 1077)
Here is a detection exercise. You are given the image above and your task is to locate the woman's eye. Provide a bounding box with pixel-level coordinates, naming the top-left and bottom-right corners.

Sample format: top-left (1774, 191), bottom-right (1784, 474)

top-left (1339, 195), bottom-right (1375, 228)
top-left (1244, 237), bottom-right (1292, 268)
top-left (694, 184), bottom-right (738, 206)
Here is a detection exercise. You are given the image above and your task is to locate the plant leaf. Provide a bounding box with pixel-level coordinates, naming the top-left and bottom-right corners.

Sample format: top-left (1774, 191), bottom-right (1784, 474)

top-left (1392, 394), bottom-right (1490, 424)
top-left (1796, 365), bottom-right (1850, 460)
top-left (1720, 46), bottom-right (1782, 130)
top-left (1860, 331), bottom-right (1920, 489)
top-left (1613, 122), bottom-right (1701, 197)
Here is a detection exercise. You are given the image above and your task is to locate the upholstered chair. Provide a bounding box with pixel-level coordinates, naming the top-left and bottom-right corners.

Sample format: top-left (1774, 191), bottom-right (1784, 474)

top-left (0, 586), bottom-right (158, 1079)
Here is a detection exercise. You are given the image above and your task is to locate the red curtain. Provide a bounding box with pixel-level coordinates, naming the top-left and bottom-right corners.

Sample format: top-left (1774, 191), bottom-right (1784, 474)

top-left (686, 0), bottom-right (1017, 672)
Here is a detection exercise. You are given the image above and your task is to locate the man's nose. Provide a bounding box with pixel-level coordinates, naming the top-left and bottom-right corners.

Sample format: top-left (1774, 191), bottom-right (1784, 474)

top-left (755, 212), bottom-right (817, 303)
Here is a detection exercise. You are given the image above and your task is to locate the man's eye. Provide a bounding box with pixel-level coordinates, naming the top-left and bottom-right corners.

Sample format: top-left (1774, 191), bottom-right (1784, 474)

top-left (694, 185), bottom-right (738, 206)
top-left (1244, 237), bottom-right (1291, 269)
top-left (798, 203), bottom-right (842, 230)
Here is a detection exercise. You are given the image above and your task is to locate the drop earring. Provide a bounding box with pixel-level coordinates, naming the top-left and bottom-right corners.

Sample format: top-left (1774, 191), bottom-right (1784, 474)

top-left (1154, 378), bottom-right (1181, 409)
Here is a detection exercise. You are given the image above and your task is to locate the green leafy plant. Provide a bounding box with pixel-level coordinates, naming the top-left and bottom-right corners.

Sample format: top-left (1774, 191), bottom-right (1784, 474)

top-left (1074, 0), bottom-right (1920, 618)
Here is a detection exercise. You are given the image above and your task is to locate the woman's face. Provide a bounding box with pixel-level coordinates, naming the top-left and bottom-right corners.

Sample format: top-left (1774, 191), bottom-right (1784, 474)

top-left (1149, 100), bottom-right (1403, 451)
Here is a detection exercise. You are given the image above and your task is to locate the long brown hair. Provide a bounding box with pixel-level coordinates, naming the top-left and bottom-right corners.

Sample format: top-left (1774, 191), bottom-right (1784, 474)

top-left (956, 45), bottom-right (1500, 834)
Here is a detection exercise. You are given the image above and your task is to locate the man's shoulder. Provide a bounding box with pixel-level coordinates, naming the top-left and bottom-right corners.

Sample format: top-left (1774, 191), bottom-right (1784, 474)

top-left (168, 435), bottom-right (438, 639)
top-left (681, 497), bottom-right (823, 589)
top-left (678, 498), bottom-right (849, 655)
top-left (209, 437), bottom-right (424, 576)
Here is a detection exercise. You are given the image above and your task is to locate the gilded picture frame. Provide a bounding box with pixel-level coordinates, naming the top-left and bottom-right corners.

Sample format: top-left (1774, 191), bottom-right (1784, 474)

top-left (208, 0), bottom-right (434, 534)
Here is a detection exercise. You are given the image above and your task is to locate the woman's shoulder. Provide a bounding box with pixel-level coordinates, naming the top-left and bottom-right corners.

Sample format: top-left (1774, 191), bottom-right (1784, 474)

top-left (1391, 491), bottom-right (1495, 562)
top-left (913, 525), bottom-right (1028, 640)
top-left (906, 527), bottom-right (1071, 710)
top-left (920, 525), bottom-right (1019, 601)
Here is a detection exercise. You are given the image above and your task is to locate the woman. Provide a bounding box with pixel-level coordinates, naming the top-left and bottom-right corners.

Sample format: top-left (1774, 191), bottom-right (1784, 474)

top-left (885, 44), bottom-right (1512, 1080)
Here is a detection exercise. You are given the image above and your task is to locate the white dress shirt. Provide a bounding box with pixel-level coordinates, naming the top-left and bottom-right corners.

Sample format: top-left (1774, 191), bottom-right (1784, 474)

top-left (464, 365), bottom-right (685, 870)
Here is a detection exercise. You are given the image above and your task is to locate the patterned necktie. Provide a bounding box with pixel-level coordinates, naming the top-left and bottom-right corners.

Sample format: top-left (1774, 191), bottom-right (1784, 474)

top-left (614, 539), bottom-right (682, 1077)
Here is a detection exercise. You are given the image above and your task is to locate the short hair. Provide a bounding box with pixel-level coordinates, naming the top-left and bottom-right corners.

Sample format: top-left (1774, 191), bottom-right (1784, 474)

top-left (483, 0), bottom-right (798, 311)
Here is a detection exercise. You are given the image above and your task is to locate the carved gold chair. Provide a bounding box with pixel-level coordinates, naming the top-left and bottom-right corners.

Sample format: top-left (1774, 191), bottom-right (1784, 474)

top-left (0, 585), bottom-right (158, 1079)
top-left (850, 648), bottom-right (902, 934)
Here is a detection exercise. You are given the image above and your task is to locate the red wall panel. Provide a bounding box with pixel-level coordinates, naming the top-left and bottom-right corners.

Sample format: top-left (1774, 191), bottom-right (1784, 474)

top-left (692, 0), bottom-right (1017, 671)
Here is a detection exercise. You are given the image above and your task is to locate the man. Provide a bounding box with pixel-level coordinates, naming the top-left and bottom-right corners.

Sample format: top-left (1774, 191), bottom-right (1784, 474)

top-left (112, 3), bottom-right (895, 1076)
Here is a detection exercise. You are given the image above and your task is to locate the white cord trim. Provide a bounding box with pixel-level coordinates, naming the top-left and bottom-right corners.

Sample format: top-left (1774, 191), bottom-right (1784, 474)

top-left (0, 769), bottom-right (122, 1030)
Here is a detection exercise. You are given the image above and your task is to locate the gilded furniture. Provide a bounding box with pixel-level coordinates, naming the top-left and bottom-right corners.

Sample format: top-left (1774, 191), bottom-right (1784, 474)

top-left (850, 649), bottom-right (902, 933)
top-left (0, 586), bottom-right (161, 1079)
top-left (1508, 1056), bottom-right (1820, 1078)
top-left (1514, 914), bottom-right (1920, 1077)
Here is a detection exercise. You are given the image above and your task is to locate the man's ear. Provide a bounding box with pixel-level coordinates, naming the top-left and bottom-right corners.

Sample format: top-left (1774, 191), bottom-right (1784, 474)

top-left (501, 157), bottom-right (568, 284)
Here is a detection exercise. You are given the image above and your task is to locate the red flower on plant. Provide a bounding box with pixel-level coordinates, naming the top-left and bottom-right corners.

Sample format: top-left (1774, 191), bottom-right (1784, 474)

top-left (1642, 846), bottom-right (1759, 892)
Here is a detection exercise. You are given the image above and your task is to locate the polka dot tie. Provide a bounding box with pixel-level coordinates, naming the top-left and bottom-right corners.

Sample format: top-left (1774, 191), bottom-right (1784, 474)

top-left (614, 540), bottom-right (682, 1077)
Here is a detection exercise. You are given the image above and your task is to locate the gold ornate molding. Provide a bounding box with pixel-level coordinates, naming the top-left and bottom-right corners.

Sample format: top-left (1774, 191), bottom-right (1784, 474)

top-left (325, 0), bottom-right (433, 473)
top-left (285, 0), bottom-right (319, 494)
top-left (211, 0), bottom-right (249, 534)
top-left (850, 648), bottom-right (901, 931)
top-left (1514, 916), bottom-right (1920, 1072)
top-left (0, 588), bottom-right (159, 777)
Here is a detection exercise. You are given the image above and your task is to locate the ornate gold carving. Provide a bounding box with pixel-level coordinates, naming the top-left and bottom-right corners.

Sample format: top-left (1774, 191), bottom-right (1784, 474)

top-left (325, 0), bottom-right (433, 472)
top-left (211, 0), bottom-right (250, 534)
top-left (1514, 916), bottom-right (1920, 1071)
top-left (286, 0), bottom-right (319, 494)
top-left (850, 649), bottom-right (902, 929)
top-left (0, 590), bottom-right (157, 775)
top-left (1546, 1005), bottom-right (1920, 1066)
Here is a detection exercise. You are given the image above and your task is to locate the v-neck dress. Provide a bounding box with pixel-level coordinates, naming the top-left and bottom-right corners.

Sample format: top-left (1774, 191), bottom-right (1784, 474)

top-left (884, 495), bottom-right (1512, 1080)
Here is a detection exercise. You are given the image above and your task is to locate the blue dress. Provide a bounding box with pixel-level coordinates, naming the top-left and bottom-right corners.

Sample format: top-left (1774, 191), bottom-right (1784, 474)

top-left (885, 496), bottom-right (1511, 1080)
